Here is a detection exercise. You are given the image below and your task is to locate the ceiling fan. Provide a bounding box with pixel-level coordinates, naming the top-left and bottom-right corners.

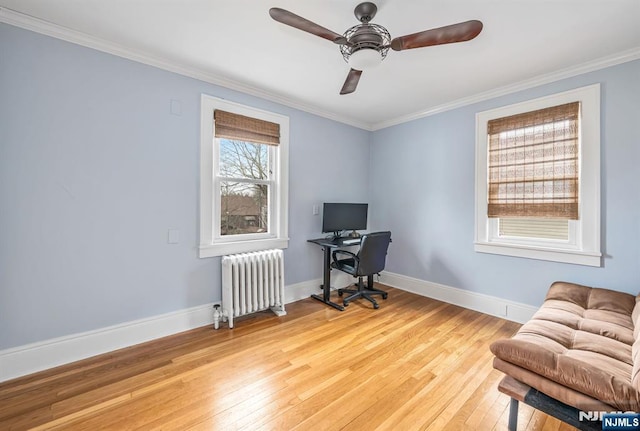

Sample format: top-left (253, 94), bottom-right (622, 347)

top-left (269, 2), bottom-right (483, 95)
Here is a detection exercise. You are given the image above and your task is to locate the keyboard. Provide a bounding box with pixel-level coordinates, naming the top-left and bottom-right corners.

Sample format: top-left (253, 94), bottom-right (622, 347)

top-left (342, 238), bottom-right (360, 245)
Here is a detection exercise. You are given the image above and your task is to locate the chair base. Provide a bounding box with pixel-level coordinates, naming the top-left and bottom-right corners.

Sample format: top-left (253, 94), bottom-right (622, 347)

top-left (338, 275), bottom-right (388, 309)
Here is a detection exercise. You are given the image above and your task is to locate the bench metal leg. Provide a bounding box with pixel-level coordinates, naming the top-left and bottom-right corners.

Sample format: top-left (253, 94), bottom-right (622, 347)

top-left (509, 398), bottom-right (519, 431)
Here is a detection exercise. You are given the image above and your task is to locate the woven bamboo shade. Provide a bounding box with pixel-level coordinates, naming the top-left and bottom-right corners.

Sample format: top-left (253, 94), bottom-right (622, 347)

top-left (214, 110), bottom-right (280, 145)
top-left (487, 102), bottom-right (580, 220)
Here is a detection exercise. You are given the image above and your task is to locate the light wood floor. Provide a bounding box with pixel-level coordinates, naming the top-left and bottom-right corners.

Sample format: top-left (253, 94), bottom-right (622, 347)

top-left (0, 286), bottom-right (578, 430)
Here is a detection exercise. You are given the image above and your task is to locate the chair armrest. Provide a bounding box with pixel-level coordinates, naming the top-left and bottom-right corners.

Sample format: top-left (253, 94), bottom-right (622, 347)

top-left (332, 249), bottom-right (358, 265)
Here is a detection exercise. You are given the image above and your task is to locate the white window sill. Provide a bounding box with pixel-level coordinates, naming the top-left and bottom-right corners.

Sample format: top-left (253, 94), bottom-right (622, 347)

top-left (474, 242), bottom-right (601, 267)
top-left (199, 238), bottom-right (289, 258)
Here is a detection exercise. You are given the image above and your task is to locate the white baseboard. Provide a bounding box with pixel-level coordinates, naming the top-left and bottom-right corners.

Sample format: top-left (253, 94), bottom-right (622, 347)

top-left (0, 303), bottom-right (217, 383)
top-left (379, 271), bottom-right (538, 324)
top-left (0, 276), bottom-right (348, 383)
top-left (0, 273), bottom-right (536, 383)
top-left (283, 272), bottom-right (537, 325)
top-left (284, 272), bottom-right (355, 303)
top-left (285, 278), bottom-right (322, 303)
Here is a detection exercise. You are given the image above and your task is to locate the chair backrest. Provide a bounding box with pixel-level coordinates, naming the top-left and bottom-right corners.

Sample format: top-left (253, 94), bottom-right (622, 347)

top-left (356, 231), bottom-right (392, 276)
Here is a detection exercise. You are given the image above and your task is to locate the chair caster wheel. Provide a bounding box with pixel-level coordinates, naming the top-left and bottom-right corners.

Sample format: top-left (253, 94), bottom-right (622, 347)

top-left (373, 303), bottom-right (380, 309)
top-left (338, 291), bottom-right (343, 297)
top-left (343, 301), bottom-right (349, 306)
top-left (382, 294), bottom-right (388, 300)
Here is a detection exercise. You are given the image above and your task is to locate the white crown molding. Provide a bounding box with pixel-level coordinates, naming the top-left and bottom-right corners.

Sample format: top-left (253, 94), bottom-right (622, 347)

top-left (0, 7), bottom-right (374, 131)
top-left (2, 7), bottom-right (639, 133)
top-left (372, 47), bottom-right (640, 130)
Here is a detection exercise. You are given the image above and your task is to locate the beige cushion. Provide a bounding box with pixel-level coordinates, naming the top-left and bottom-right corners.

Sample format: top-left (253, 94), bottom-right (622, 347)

top-left (494, 358), bottom-right (616, 412)
top-left (491, 281), bottom-right (639, 411)
top-left (631, 296), bottom-right (640, 390)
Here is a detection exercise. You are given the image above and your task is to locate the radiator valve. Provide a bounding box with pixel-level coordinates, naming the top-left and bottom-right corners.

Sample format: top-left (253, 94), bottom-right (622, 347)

top-left (213, 304), bottom-right (222, 330)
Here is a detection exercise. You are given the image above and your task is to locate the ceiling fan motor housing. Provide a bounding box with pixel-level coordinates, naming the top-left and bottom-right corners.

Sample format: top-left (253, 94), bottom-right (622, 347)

top-left (340, 23), bottom-right (391, 69)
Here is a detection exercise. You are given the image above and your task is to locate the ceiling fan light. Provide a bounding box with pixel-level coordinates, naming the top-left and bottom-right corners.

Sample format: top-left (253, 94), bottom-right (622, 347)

top-left (348, 48), bottom-right (382, 70)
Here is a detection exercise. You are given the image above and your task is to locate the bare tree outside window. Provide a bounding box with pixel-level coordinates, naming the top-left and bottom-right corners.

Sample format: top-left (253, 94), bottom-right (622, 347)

top-left (219, 139), bottom-right (270, 236)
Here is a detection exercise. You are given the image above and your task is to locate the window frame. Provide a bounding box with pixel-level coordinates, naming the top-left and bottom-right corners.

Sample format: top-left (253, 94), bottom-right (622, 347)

top-left (199, 95), bottom-right (289, 258)
top-left (474, 84), bottom-right (601, 266)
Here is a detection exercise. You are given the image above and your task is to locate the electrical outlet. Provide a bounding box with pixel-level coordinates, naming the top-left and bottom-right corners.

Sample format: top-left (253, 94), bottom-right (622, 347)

top-left (170, 99), bottom-right (182, 116)
top-left (312, 204), bottom-right (319, 215)
top-left (168, 229), bottom-right (180, 244)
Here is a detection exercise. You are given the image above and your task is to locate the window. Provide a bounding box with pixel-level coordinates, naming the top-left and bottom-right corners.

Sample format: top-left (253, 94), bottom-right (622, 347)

top-left (475, 84), bottom-right (601, 266)
top-left (199, 95), bottom-right (289, 257)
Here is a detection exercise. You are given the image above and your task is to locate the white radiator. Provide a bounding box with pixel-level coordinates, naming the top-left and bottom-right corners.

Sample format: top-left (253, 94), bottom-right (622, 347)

top-left (218, 249), bottom-right (286, 329)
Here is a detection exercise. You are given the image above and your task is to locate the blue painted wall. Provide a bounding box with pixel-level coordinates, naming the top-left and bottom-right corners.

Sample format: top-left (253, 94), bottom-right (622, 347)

top-left (369, 59), bottom-right (640, 306)
top-left (2, 21), bottom-right (639, 351)
top-left (0, 24), bottom-right (371, 349)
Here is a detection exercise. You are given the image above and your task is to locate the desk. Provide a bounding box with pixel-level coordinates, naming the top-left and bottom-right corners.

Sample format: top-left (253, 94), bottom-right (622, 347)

top-left (307, 236), bottom-right (361, 311)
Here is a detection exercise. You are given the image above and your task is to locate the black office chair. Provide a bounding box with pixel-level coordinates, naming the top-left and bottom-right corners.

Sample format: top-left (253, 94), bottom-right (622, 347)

top-left (331, 231), bottom-right (392, 309)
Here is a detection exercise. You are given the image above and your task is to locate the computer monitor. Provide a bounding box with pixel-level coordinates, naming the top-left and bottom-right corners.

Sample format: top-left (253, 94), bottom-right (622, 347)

top-left (322, 203), bottom-right (368, 238)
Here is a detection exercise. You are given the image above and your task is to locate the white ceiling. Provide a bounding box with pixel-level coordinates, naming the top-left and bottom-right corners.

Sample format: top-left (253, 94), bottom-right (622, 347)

top-left (1, 0), bottom-right (639, 130)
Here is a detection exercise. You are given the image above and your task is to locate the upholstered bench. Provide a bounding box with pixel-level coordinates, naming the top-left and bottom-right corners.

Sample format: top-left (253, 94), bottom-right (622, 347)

top-left (490, 281), bottom-right (639, 430)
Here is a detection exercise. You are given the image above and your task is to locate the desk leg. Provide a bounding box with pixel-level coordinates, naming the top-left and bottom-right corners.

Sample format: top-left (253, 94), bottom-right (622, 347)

top-left (310, 245), bottom-right (344, 311)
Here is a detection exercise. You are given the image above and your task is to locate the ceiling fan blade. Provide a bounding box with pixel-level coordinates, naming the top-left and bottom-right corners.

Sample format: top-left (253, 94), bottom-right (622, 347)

top-left (390, 20), bottom-right (483, 51)
top-left (340, 69), bottom-right (362, 95)
top-left (269, 8), bottom-right (347, 45)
